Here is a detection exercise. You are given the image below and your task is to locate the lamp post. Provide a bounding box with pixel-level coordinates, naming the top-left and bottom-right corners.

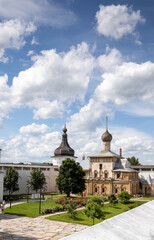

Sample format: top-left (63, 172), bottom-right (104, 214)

top-left (39, 189), bottom-right (42, 214)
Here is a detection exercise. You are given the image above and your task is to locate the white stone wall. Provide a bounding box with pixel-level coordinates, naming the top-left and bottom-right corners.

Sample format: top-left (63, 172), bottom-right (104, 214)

top-left (52, 156), bottom-right (76, 167)
top-left (90, 158), bottom-right (117, 178)
top-left (0, 164), bottom-right (58, 195)
top-left (0, 171), bottom-right (4, 202)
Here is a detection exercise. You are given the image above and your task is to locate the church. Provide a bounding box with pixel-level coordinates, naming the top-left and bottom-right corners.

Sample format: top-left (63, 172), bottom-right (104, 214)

top-left (0, 120), bottom-right (154, 202)
top-left (83, 118), bottom-right (140, 196)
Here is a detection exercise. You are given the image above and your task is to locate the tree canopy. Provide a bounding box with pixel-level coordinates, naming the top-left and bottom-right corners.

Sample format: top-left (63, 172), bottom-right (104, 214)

top-left (27, 169), bottom-right (46, 193)
top-left (127, 156), bottom-right (141, 165)
top-left (85, 197), bottom-right (104, 225)
top-left (4, 167), bottom-right (19, 208)
top-left (56, 158), bottom-right (85, 197)
top-left (118, 191), bottom-right (131, 203)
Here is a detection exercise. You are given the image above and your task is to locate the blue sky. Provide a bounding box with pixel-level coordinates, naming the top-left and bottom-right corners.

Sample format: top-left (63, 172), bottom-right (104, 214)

top-left (0, 0), bottom-right (154, 165)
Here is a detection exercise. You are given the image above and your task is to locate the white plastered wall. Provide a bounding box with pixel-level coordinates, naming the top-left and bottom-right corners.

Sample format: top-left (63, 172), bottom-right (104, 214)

top-left (0, 171), bottom-right (4, 202)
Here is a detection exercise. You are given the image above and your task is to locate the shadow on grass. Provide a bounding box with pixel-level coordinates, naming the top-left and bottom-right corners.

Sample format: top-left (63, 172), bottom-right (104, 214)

top-left (112, 206), bottom-right (120, 209)
top-left (4, 212), bottom-right (27, 217)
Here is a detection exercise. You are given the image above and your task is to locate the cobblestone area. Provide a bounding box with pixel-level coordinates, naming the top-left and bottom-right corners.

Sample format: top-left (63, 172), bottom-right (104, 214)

top-left (0, 213), bottom-right (87, 240)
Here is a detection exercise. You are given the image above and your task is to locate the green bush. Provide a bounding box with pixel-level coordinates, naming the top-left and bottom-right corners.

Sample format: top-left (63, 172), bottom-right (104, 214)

top-left (108, 194), bottom-right (118, 205)
top-left (65, 202), bottom-right (77, 219)
top-left (118, 191), bottom-right (131, 204)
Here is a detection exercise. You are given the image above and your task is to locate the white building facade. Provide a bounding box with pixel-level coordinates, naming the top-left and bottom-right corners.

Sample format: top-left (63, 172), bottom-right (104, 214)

top-left (0, 171), bottom-right (4, 202)
top-left (0, 163), bottom-right (58, 195)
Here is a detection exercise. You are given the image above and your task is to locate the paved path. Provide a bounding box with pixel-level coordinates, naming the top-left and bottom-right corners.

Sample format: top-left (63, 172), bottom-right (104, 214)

top-left (0, 213), bottom-right (87, 240)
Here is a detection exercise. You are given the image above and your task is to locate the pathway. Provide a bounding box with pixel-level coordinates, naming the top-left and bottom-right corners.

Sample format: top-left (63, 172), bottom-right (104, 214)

top-left (0, 213), bottom-right (87, 240)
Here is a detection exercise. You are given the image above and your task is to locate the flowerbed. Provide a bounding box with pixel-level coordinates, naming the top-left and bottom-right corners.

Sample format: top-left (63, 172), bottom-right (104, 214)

top-left (56, 197), bottom-right (88, 206)
top-left (42, 197), bottom-right (88, 214)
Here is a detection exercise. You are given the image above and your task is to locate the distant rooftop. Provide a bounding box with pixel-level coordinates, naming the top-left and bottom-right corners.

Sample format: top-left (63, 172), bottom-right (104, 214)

top-left (131, 165), bottom-right (154, 169)
top-left (89, 150), bottom-right (122, 158)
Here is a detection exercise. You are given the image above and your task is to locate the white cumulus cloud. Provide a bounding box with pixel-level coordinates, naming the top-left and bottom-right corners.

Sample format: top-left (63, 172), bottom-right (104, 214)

top-left (96, 4), bottom-right (145, 39)
top-left (20, 123), bottom-right (50, 136)
top-left (95, 61), bottom-right (154, 105)
top-left (0, 19), bottom-right (36, 61)
top-left (11, 42), bottom-right (94, 108)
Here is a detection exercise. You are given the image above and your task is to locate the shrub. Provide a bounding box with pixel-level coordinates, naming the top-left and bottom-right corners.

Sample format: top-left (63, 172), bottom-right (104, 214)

top-left (118, 191), bottom-right (131, 204)
top-left (55, 197), bottom-right (87, 207)
top-left (88, 196), bottom-right (103, 206)
top-left (65, 202), bottom-right (77, 219)
top-left (85, 200), bottom-right (104, 225)
top-left (108, 194), bottom-right (118, 205)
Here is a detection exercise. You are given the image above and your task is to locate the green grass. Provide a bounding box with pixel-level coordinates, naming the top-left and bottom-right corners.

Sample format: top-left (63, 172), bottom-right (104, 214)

top-left (138, 196), bottom-right (154, 201)
top-left (46, 201), bottom-right (147, 226)
top-left (4, 200), bottom-right (60, 218)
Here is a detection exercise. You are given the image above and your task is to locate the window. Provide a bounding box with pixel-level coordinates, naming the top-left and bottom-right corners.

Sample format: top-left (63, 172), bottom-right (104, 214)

top-left (47, 168), bottom-right (50, 171)
top-left (0, 166), bottom-right (2, 170)
top-left (40, 168), bottom-right (46, 171)
top-left (14, 167), bottom-right (22, 170)
top-left (95, 188), bottom-right (97, 192)
top-left (94, 170), bottom-right (98, 178)
top-left (105, 173), bottom-right (108, 178)
top-left (117, 173), bottom-right (120, 178)
top-left (54, 168), bottom-right (59, 171)
top-left (115, 188), bottom-right (118, 193)
top-left (4, 167), bottom-right (9, 170)
top-left (99, 164), bottom-right (102, 170)
top-left (23, 167), bottom-right (30, 171)
top-left (102, 188), bottom-right (105, 193)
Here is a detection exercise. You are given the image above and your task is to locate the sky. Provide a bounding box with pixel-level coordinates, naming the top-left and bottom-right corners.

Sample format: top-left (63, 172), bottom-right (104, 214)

top-left (0, 0), bottom-right (154, 165)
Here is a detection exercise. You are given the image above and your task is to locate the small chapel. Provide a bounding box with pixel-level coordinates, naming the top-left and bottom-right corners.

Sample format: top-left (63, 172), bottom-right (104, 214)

top-left (83, 117), bottom-right (140, 196)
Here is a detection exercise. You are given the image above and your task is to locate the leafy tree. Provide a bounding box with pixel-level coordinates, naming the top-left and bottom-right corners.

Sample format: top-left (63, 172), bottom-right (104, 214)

top-left (127, 156), bottom-right (140, 165)
top-left (56, 158), bottom-right (85, 197)
top-left (118, 191), bottom-right (131, 204)
top-left (84, 197), bottom-right (104, 225)
top-left (66, 202), bottom-right (77, 219)
top-left (27, 169), bottom-right (46, 193)
top-left (108, 194), bottom-right (118, 205)
top-left (90, 196), bottom-right (104, 206)
top-left (4, 167), bottom-right (19, 208)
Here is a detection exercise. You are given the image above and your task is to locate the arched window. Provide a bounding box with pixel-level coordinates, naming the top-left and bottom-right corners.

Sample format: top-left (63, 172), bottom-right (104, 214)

top-left (95, 188), bottom-right (97, 193)
top-left (117, 173), bottom-right (120, 178)
top-left (115, 188), bottom-right (118, 193)
top-left (104, 170), bottom-right (108, 178)
top-left (94, 170), bottom-right (98, 178)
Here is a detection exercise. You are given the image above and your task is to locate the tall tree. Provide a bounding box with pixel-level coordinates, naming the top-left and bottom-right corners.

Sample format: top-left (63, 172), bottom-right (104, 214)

top-left (27, 169), bottom-right (46, 193)
top-left (4, 167), bottom-right (19, 208)
top-left (127, 156), bottom-right (140, 165)
top-left (56, 158), bottom-right (85, 197)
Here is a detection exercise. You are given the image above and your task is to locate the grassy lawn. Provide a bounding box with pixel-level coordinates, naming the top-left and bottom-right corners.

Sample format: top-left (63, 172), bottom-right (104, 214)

top-left (4, 200), bottom-right (60, 218)
top-left (138, 196), bottom-right (154, 201)
top-left (46, 201), bottom-right (147, 226)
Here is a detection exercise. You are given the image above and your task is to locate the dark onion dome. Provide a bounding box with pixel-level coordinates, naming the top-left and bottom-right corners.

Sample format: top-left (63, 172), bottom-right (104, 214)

top-left (101, 130), bottom-right (112, 142)
top-left (54, 124), bottom-right (75, 156)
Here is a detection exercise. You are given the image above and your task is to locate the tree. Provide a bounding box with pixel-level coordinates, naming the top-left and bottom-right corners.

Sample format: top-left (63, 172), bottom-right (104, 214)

top-left (28, 169), bottom-right (46, 214)
top-left (108, 194), bottom-right (118, 205)
top-left (4, 167), bottom-right (19, 208)
top-left (66, 202), bottom-right (78, 219)
top-left (27, 169), bottom-right (46, 193)
top-left (127, 156), bottom-right (140, 165)
top-left (118, 191), bottom-right (131, 204)
top-left (56, 158), bottom-right (85, 197)
top-left (84, 197), bottom-right (104, 225)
